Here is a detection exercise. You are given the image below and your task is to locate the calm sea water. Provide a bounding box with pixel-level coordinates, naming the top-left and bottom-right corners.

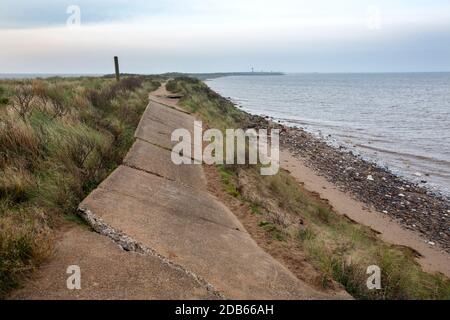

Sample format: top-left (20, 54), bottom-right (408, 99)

top-left (207, 73), bottom-right (450, 197)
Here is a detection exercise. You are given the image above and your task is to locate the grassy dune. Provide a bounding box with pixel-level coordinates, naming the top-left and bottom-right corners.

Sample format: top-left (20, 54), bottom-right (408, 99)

top-left (0, 76), bottom-right (160, 297)
top-left (167, 77), bottom-right (450, 300)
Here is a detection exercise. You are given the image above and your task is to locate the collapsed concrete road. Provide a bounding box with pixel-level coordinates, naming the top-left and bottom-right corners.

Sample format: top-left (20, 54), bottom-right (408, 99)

top-left (11, 86), bottom-right (350, 300)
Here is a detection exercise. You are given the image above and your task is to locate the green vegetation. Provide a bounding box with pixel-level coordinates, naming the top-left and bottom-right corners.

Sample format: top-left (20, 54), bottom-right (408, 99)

top-left (0, 86), bottom-right (8, 105)
top-left (259, 221), bottom-right (286, 241)
top-left (0, 76), bottom-right (160, 297)
top-left (250, 203), bottom-right (262, 215)
top-left (217, 165), bottom-right (240, 197)
top-left (167, 77), bottom-right (450, 300)
top-left (166, 77), bottom-right (248, 130)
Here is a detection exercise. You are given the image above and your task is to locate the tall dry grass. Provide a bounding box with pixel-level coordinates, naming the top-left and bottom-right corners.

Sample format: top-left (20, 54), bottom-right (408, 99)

top-left (0, 76), bottom-right (160, 297)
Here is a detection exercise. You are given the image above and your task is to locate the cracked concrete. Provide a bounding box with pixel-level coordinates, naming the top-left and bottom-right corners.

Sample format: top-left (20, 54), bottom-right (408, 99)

top-left (135, 100), bottom-right (203, 153)
top-left (12, 85), bottom-right (349, 300)
top-left (77, 207), bottom-right (224, 299)
top-left (10, 225), bottom-right (219, 300)
top-left (124, 139), bottom-right (206, 190)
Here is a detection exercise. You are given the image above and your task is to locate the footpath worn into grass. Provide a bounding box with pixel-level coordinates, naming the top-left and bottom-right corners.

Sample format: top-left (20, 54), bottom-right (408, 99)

top-left (11, 86), bottom-right (348, 299)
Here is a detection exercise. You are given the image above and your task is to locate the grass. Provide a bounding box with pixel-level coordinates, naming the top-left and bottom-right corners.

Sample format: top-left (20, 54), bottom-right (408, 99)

top-left (167, 77), bottom-right (450, 300)
top-left (217, 165), bottom-right (240, 197)
top-left (166, 77), bottom-right (247, 130)
top-left (250, 203), bottom-right (262, 215)
top-left (259, 221), bottom-right (286, 241)
top-left (63, 213), bottom-right (91, 228)
top-left (0, 76), bottom-right (160, 297)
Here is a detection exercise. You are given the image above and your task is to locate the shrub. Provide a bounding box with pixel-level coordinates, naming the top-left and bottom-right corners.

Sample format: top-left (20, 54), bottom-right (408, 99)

top-left (0, 76), bottom-right (161, 298)
top-left (0, 166), bottom-right (35, 203)
top-left (31, 80), bottom-right (49, 109)
top-left (86, 87), bottom-right (115, 110)
top-left (63, 127), bottom-right (100, 169)
top-left (116, 77), bottom-right (144, 91)
top-left (46, 85), bottom-right (69, 118)
top-left (0, 119), bottom-right (41, 166)
top-left (166, 80), bottom-right (179, 93)
top-left (0, 210), bottom-right (51, 298)
top-left (11, 85), bottom-right (35, 121)
top-left (0, 86), bottom-right (8, 105)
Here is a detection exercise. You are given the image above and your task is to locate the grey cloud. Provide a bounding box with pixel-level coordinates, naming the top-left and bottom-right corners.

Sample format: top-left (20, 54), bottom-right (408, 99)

top-left (0, 0), bottom-right (165, 28)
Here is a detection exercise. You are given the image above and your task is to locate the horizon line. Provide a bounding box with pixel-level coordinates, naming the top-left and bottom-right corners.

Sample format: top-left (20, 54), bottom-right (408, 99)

top-left (1, 70), bottom-right (450, 77)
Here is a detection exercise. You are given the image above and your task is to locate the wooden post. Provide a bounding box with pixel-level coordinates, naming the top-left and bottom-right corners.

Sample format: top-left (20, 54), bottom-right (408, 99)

top-left (114, 56), bottom-right (120, 82)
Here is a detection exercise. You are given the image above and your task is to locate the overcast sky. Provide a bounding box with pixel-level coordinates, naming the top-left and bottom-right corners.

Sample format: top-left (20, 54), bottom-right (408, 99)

top-left (1, 0), bottom-right (450, 74)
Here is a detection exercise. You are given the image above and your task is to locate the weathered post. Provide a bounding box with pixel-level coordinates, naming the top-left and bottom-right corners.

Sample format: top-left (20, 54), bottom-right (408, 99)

top-left (114, 56), bottom-right (120, 82)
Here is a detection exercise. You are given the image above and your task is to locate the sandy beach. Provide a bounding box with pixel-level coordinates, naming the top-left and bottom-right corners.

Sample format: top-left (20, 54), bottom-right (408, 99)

top-left (280, 150), bottom-right (450, 277)
top-left (244, 112), bottom-right (450, 277)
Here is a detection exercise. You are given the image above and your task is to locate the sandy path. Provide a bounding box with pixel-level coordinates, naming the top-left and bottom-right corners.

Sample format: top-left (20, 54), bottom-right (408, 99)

top-left (280, 149), bottom-right (450, 277)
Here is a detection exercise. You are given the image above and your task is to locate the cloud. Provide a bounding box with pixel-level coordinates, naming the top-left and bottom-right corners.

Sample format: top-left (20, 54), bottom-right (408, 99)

top-left (0, 0), bottom-right (163, 28)
top-left (2, 0), bottom-right (450, 28)
top-left (0, 0), bottom-right (449, 73)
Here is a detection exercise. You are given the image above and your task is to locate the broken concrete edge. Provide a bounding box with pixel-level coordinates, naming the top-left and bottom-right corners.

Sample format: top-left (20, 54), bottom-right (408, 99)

top-left (134, 101), bottom-right (152, 139)
top-left (77, 206), bottom-right (226, 300)
top-left (148, 96), bottom-right (192, 115)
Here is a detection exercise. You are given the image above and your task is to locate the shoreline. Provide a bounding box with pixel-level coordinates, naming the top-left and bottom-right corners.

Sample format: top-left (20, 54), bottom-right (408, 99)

top-left (245, 113), bottom-right (450, 251)
top-left (163, 77), bottom-right (450, 298)
top-left (241, 112), bottom-right (450, 276)
top-left (284, 119), bottom-right (450, 201)
top-left (211, 74), bottom-right (450, 201)
top-left (280, 150), bottom-right (450, 277)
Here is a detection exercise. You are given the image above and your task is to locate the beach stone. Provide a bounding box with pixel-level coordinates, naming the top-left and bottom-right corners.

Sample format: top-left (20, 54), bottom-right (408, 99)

top-left (253, 112), bottom-right (450, 252)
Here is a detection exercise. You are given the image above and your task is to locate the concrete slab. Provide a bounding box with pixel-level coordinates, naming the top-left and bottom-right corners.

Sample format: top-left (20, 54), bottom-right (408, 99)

top-left (124, 139), bottom-right (206, 190)
top-left (135, 101), bottom-right (203, 158)
top-left (10, 227), bottom-right (218, 300)
top-left (13, 85), bottom-right (349, 300)
top-left (144, 101), bottom-right (195, 129)
top-left (91, 165), bottom-right (245, 231)
top-left (79, 165), bottom-right (329, 299)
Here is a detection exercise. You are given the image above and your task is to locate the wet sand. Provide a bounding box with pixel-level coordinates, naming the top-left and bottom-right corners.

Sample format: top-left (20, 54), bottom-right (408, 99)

top-left (280, 149), bottom-right (450, 277)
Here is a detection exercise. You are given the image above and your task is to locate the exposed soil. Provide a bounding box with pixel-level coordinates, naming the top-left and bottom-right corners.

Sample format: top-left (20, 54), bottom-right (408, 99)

top-left (203, 164), bottom-right (348, 295)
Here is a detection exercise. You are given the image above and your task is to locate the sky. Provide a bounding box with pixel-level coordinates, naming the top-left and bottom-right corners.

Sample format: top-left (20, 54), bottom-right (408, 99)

top-left (1, 0), bottom-right (450, 74)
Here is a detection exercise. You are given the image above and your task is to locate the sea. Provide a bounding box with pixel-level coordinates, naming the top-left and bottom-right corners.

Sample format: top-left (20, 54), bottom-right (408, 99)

top-left (207, 73), bottom-right (450, 198)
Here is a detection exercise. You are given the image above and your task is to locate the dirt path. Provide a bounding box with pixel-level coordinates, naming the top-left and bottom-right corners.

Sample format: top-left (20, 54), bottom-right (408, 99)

top-left (10, 225), bottom-right (218, 300)
top-left (280, 149), bottom-right (450, 278)
top-left (11, 84), bottom-right (347, 300)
